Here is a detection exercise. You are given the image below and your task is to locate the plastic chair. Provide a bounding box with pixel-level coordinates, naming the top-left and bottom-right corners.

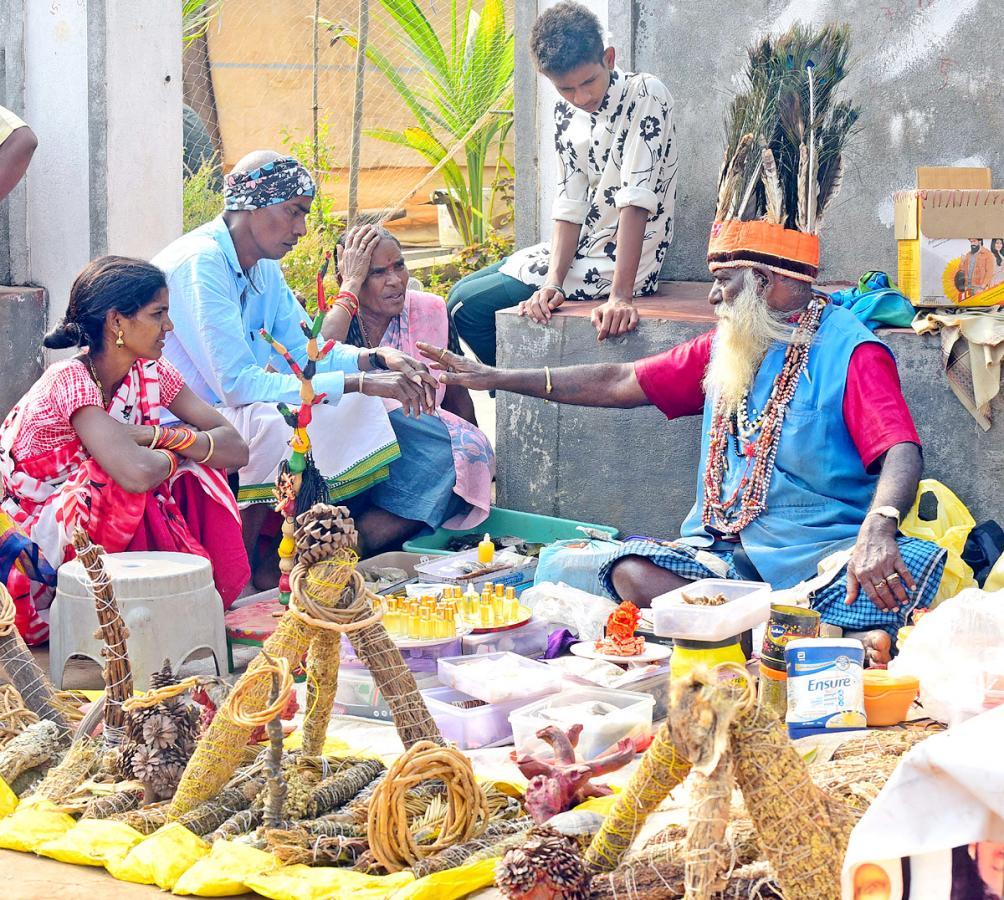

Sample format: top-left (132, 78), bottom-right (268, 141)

top-left (49, 551), bottom-right (228, 690)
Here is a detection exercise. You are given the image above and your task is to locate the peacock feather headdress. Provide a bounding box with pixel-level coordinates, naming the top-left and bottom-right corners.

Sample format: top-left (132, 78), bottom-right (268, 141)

top-left (707, 23), bottom-right (859, 282)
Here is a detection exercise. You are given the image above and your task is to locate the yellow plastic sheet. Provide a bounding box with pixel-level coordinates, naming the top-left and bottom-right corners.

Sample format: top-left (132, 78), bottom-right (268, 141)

top-left (0, 776), bottom-right (17, 818)
top-left (244, 864), bottom-right (414, 900)
top-left (172, 839), bottom-right (276, 896)
top-left (108, 822), bottom-right (209, 889)
top-left (573, 786), bottom-right (622, 816)
top-left (37, 818), bottom-right (144, 867)
top-left (901, 479), bottom-right (977, 605)
top-left (986, 551), bottom-right (1004, 593)
top-left (0, 801), bottom-right (75, 852)
top-left (390, 857), bottom-right (499, 899)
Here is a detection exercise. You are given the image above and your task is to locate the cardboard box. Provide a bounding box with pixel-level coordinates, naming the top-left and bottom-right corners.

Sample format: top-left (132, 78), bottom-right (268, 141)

top-left (894, 167), bottom-right (1004, 308)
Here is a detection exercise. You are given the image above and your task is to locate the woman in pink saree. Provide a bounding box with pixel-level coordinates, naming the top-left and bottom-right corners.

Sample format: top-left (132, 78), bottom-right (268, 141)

top-left (323, 226), bottom-right (494, 529)
top-left (0, 256), bottom-right (250, 644)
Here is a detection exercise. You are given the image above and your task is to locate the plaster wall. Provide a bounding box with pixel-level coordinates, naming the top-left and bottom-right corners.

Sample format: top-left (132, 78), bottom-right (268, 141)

top-left (516, 0), bottom-right (1001, 283)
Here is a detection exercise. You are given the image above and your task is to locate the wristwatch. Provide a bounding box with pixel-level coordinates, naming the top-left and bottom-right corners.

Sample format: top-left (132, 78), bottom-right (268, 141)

top-left (369, 349), bottom-right (389, 371)
top-left (867, 506), bottom-right (901, 526)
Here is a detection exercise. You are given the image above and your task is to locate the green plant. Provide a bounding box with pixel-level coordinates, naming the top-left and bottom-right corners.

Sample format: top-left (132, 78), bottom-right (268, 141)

top-left (280, 120), bottom-right (345, 310)
top-left (183, 155), bottom-right (223, 234)
top-left (411, 230), bottom-right (513, 297)
top-left (182, 0), bottom-right (224, 44)
top-left (323, 0), bottom-right (514, 246)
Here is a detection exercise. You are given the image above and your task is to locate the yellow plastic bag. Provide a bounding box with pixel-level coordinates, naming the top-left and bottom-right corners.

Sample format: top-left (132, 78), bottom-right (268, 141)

top-left (0, 800), bottom-right (75, 851)
top-left (391, 857), bottom-right (498, 900)
top-left (172, 840), bottom-right (276, 896)
top-left (901, 479), bottom-right (977, 605)
top-left (244, 864), bottom-right (414, 900)
top-left (0, 776), bottom-right (17, 818)
top-left (37, 818), bottom-right (144, 867)
top-left (986, 552), bottom-right (1004, 593)
top-left (108, 822), bottom-right (208, 889)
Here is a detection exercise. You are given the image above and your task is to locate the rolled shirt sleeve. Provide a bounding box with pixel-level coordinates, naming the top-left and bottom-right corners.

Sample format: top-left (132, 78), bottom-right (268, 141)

top-left (613, 77), bottom-right (677, 216)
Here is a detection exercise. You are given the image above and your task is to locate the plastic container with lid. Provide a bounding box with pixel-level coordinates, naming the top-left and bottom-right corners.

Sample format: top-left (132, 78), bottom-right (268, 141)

top-left (422, 686), bottom-right (523, 750)
top-left (332, 668), bottom-right (439, 721)
top-left (340, 633), bottom-right (463, 673)
top-left (509, 687), bottom-right (655, 761)
top-left (437, 651), bottom-right (562, 705)
top-left (863, 669), bottom-right (919, 726)
top-left (651, 578), bottom-right (770, 641)
top-left (462, 618), bottom-right (550, 658)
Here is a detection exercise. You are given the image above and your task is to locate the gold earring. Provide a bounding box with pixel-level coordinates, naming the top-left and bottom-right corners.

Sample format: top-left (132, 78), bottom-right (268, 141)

top-left (116, 329), bottom-right (124, 348)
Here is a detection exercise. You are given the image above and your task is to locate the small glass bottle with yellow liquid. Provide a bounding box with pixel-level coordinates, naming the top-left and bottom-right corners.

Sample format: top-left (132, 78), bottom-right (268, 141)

top-left (504, 586), bottom-right (519, 624)
top-left (478, 533), bottom-right (495, 564)
top-left (479, 590), bottom-right (493, 627)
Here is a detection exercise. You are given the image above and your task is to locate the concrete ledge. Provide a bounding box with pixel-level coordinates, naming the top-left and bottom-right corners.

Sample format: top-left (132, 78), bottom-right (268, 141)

top-left (0, 286), bottom-right (46, 419)
top-left (495, 283), bottom-right (1003, 537)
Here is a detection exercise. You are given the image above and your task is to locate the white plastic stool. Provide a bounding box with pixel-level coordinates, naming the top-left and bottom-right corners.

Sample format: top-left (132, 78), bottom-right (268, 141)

top-left (49, 551), bottom-right (228, 690)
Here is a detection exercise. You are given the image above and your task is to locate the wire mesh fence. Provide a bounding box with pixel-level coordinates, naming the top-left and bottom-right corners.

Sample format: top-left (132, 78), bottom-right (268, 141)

top-left (181, 0), bottom-right (515, 255)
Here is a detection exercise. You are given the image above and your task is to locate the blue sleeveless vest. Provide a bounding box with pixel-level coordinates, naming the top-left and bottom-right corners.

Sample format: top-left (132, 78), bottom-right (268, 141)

top-left (679, 304), bottom-right (887, 588)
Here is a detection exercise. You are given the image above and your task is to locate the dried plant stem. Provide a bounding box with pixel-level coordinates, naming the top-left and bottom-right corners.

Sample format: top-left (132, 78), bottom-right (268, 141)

top-left (30, 737), bottom-right (100, 804)
top-left (585, 720), bottom-right (692, 873)
top-left (0, 719), bottom-right (62, 785)
top-left (263, 670), bottom-right (288, 828)
top-left (0, 586), bottom-right (70, 742)
top-left (301, 630), bottom-right (340, 756)
top-left (685, 751), bottom-right (735, 899)
top-left (71, 529), bottom-right (133, 734)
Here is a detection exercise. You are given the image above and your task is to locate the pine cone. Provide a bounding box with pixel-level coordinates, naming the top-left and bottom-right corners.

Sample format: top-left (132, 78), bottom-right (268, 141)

top-left (294, 504), bottom-right (358, 565)
top-left (496, 826), bottom-right (591, 899)
top-left (142, 713), bottom-right (179, 749)
top-left (131, 745), bottom-right (162, 783)
top-left (148, 660), bottom-right (179, 691)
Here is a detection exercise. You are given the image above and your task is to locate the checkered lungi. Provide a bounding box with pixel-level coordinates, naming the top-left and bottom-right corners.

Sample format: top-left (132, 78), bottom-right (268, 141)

top-left (599, 536), bottom-right (946, 640)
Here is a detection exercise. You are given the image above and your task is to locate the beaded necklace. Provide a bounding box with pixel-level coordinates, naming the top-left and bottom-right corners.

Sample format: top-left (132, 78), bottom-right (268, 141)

top-left (701, 297), bottom-right (826, 535)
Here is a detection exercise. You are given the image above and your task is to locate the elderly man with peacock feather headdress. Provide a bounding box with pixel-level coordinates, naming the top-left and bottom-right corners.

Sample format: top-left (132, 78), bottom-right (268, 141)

top-left (417, 24), bottom-right (947, 666)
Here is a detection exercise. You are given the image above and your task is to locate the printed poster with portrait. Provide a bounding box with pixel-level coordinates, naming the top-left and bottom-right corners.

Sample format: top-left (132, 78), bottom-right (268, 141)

top-left (842, 707), bottom-right (1004, 900)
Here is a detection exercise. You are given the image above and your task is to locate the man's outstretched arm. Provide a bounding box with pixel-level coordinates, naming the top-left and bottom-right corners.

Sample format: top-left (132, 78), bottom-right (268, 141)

top-left (417, 343), bottom-right (650, 409)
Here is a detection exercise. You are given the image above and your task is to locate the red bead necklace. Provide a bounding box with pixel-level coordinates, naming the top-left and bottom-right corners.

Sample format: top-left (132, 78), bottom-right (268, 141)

top-left (701, 298), bottom-right (825, 535)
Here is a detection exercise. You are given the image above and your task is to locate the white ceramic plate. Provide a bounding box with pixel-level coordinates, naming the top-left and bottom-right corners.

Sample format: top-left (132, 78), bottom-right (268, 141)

top-left (569, 640), bottom-right (672, 664)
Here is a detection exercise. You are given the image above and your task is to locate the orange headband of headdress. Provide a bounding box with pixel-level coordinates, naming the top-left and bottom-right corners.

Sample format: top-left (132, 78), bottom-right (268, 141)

top-left (707, 220), bottom-right (820, 283)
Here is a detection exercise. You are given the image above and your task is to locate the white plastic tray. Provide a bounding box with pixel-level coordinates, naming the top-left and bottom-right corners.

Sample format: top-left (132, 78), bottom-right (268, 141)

top-left (650, 578), bottom-right (771, 641)
top-left (437, 651), bottom-right (562, 705)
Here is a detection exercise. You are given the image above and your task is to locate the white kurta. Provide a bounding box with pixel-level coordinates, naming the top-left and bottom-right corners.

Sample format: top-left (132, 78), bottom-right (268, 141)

top-left (500, 68), bottom-right (678, 299)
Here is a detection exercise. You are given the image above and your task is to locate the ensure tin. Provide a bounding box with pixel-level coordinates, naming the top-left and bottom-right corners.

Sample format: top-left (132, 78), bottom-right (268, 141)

top-left (784, 637), bottom-right (867, 738)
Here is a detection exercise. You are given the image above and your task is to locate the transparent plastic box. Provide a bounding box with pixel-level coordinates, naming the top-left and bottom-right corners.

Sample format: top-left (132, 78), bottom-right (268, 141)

top-left (437, 651), bottom-right (562, 705)
top-left (651, 578), bottom-right (770, 641)
top-left (509, 687), bottom-right (655, 761)
top-left (422, 686), bottom-right (523, 750)
top-left (461, 618), bottom-right (550, 658)
top-left (340, 633), bottom-right (463, 673)
top-left (332, 668), bottom-right (439, 721)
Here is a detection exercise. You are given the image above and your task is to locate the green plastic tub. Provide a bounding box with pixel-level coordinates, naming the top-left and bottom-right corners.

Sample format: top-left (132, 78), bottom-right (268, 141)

top-left (402, 506), bottom-right (619, 556)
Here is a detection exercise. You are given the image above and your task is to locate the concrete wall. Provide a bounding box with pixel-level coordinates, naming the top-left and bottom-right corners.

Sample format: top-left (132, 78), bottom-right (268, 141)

top-left (515, 0), bottom-right (1002, 283)
top-left (496, 307), bottom-right (1004, 538)
top-left (1, 0), bottom-right (182, 336)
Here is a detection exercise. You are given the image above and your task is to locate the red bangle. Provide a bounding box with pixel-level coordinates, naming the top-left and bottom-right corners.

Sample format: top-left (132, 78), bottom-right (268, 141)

top-left (333, 299), bottom-right (357, 318)
top-left (153, 448), bottom-right (178, 479)
top-left (157, 425), bottom-right (197, 452)
top-left (335, 291), bottom-right (360, 315)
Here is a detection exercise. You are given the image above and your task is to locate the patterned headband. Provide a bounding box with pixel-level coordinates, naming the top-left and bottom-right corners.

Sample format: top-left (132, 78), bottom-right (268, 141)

top-left (223, 156), bottom-right (316, 211)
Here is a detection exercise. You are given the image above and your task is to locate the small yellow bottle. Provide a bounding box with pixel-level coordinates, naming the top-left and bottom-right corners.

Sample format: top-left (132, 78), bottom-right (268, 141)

top-left (408, 601), bottom-right (421, 639)
top-left (478, 533), bottom-right (495, 564)
top-left (479, 594), bottom-right (493, 627)
top-left (492, 591), bottom-right (505, 624)
top-left (504, 586), bottom-right (518, 623)
top-left (419, 607), bottom-right (432, 640)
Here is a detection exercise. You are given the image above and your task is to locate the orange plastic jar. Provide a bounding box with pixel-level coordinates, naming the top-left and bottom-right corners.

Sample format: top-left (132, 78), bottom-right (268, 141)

top-left (863, 669), bottom-right (919, 726)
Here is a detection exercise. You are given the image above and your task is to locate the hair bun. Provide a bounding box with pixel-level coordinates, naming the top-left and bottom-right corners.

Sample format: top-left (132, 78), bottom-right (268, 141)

top-left (42, 321), bottom-right (84, 350)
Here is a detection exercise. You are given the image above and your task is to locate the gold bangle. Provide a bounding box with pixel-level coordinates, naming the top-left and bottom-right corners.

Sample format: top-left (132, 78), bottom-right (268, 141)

top-left (358, 371), bottom-right (366, 394)
top-left (196, 431), bottom-right (215, 465)
top-left (153, 448), bottom-right (177, 478)
top-left (544, 366), bottom-right (553, 396)
top-left (150, 424), bottom-right (161, 448)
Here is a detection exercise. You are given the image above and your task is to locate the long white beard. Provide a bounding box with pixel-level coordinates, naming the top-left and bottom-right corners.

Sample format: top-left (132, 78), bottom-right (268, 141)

top-left (703, 270), bottom-right (802, 417)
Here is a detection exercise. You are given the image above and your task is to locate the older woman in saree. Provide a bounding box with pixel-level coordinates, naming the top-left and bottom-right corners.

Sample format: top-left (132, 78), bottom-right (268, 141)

top-left (0, 256), bottom-right (250, 644)
top-left (322, 225), bottom-right (493, 529)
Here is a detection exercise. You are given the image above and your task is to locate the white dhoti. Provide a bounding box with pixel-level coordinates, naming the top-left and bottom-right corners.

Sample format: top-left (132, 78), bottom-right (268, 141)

top-left (219, 394), bottom-right (399, 507)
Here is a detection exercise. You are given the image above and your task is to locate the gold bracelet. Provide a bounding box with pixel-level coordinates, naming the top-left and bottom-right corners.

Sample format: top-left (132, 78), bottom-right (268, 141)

top-left (150, 424), bottom-right (161, 448)
top-left (358, 371), bottom-right (366, 394)
top-left (544, 366), bottom-right (553, 396)
top-left (196, 431), bottom-right (215, 465)
top-left (153, 448), bottom-right (177, 478)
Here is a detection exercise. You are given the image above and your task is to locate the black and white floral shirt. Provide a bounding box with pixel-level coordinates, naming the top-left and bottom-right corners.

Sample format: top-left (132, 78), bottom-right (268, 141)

top-left (500, 68), bottom-right (678, 299)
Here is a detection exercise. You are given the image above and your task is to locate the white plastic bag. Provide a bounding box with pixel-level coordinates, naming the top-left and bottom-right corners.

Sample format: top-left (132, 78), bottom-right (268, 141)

top-left (890, 587), bottom-right (1004, 725)
top-left (519, 581), bottom-right (617, 640)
